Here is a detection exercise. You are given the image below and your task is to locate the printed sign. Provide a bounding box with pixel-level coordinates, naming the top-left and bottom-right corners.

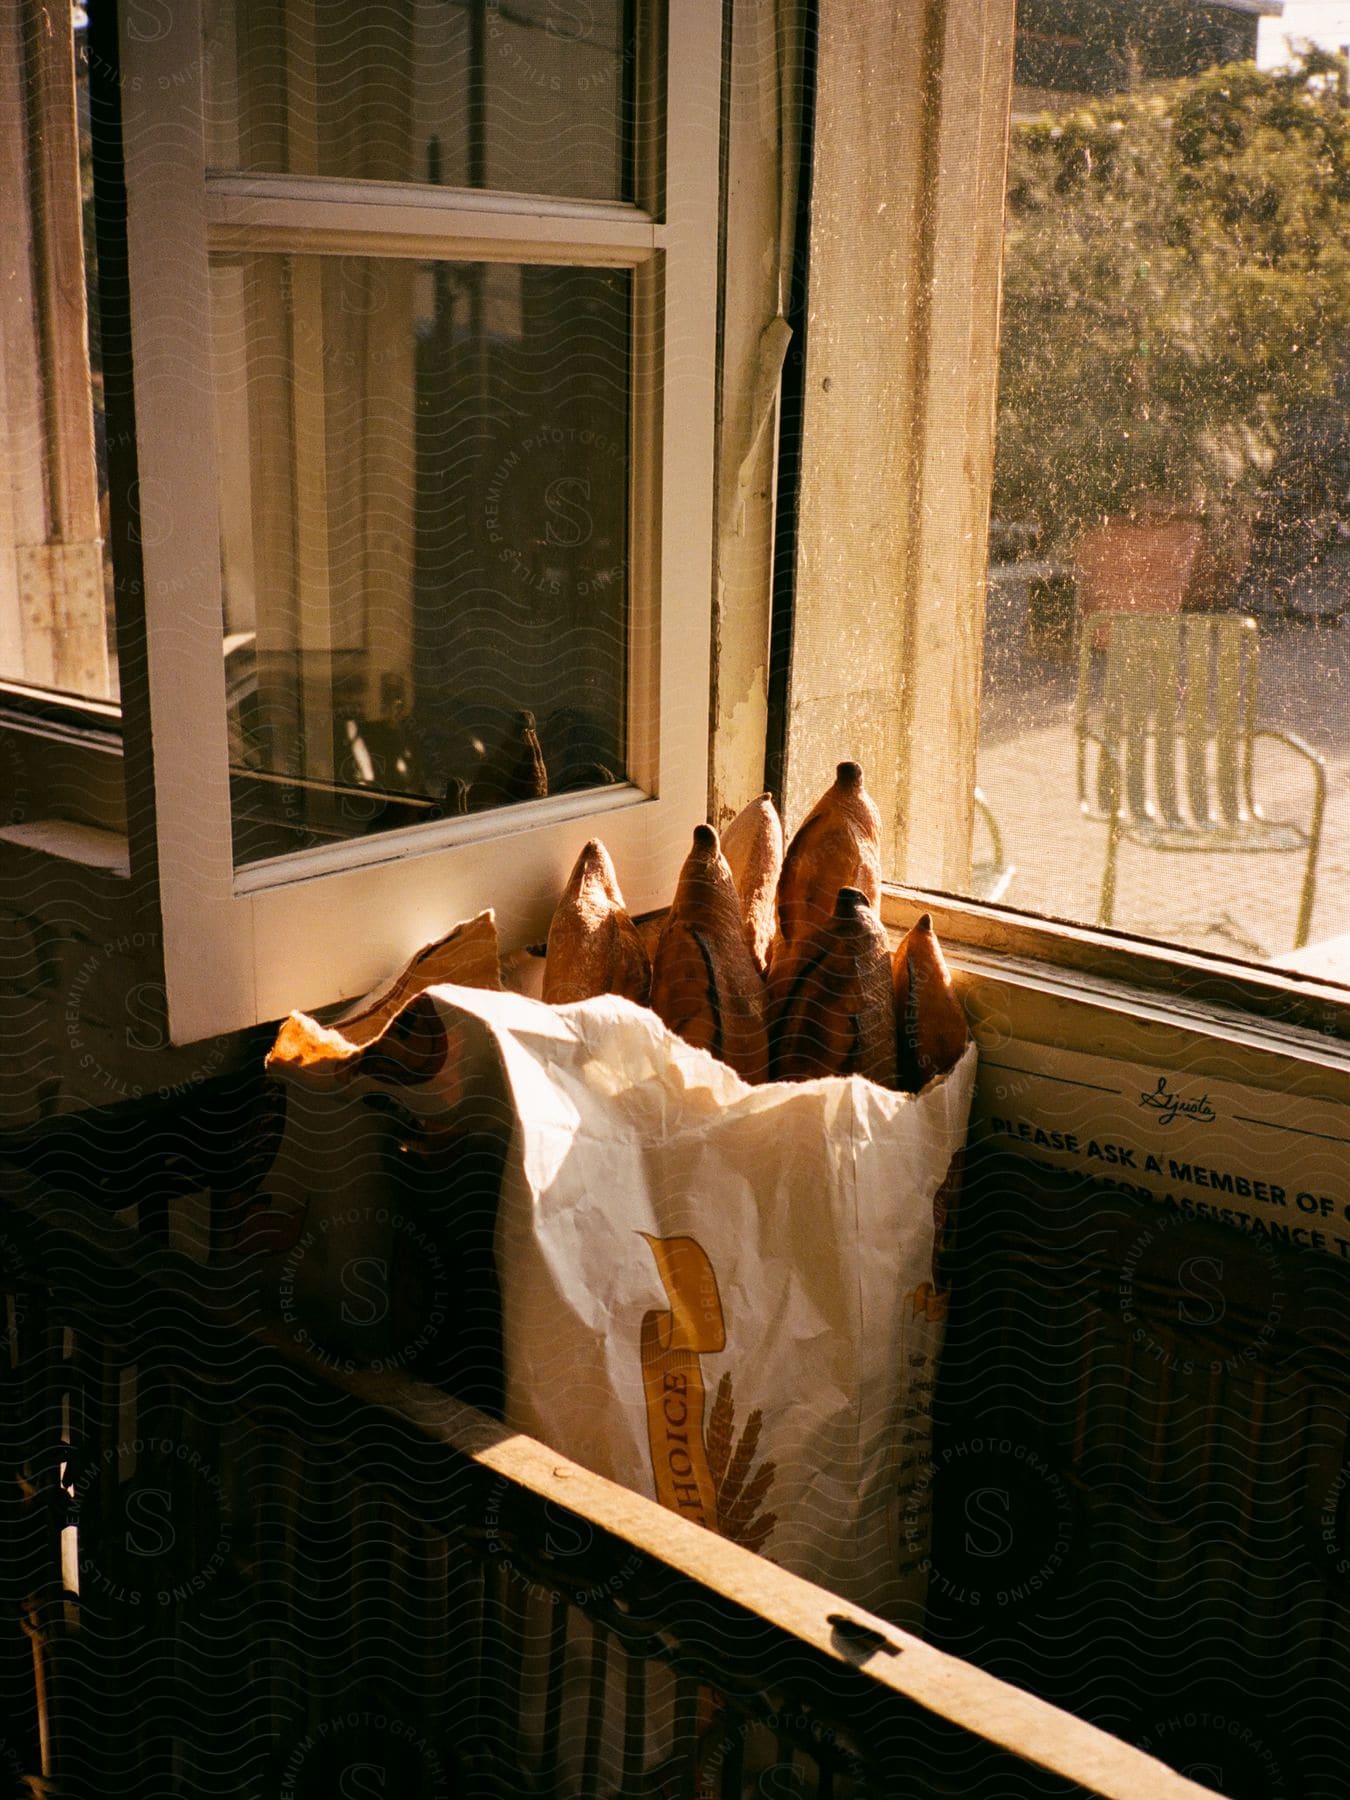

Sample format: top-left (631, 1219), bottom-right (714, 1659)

top-left (972, 1041), bottom-right (1350, 1262)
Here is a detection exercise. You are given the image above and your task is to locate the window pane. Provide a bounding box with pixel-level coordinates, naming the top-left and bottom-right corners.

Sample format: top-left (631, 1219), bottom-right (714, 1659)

top-left (211, 254), bottom-right (631, 867)
top-left (0, 4), bottom-right (117, 701)
top-left (204, 0), bottom-right (638, 204)
top-left (974, 22), bottom-right (1350, 976)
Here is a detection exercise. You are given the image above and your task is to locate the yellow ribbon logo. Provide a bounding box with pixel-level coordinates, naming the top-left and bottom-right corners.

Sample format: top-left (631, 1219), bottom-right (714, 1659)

top-left (639, 1234), bottom-right (726, 1532)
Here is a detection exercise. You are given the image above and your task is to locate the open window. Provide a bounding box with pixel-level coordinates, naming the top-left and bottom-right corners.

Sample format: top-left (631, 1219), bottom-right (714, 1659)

top-left (116, 0), bottom-right (720, 1041)
top-left (8, 0), bottom-right (1348, 1065)
top-left (773, 0), bottom-right (1350, 1059)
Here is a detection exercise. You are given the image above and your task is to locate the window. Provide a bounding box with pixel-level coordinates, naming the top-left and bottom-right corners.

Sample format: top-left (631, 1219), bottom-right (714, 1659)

top-left (0, 0), bottom-right (116, 703)
top-left (975, 17), bottom-right (1350, 983)
top-left (775, 0), bottom-right (1350, 1056)
top-left (14, 0), bottom-right (1348, 1059)
top-left (116, 0), bottom-right (721, 1041)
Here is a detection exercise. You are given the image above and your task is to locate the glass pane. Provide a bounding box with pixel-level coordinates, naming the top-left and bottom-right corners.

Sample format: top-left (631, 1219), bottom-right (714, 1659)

top-left (0, 4), bottom-right (117, 701)
top-left (211, 254), bottom-right (631, 866)
top-left (974, 16), bottom-right (1350, 977)
top-left (203, 0), bottom-right (638, 203)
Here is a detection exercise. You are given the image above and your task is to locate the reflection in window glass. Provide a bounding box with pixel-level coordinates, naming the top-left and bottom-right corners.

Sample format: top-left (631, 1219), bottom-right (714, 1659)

top-left (211, 255), bottom-right (631, 866)
top-left (204, 0), bottom-right (637, 203)
top-left (977, 31), bottom-right (1350, 977)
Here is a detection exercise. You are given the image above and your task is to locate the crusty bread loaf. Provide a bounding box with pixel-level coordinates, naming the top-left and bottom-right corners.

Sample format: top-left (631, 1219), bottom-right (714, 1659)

top-left (768, 887), bottom-right (897, 1084)
top-left (543, 838), bottom-right (651, 1006)
top-left (266, 910), bottom-right (501, 1086)
top-left (773, 761), bottom-right (882, 958)
top-left (892, 912), bottom-right (969, 1093)
top-left (650, 825), bottom-right (768, 1083)
top-left (720, 791), bottom-right (783, 974)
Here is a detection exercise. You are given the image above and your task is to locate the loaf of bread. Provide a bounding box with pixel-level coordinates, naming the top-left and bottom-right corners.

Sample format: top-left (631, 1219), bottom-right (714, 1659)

top-left (773, 761), bottom-right (882, 956)
top-left (720, 791), bottom-right (783, 974)
top-left (543, 838), bottom-right (651, 1006)
top-left (650, 825), bottom-right (769, 1083)
top-left (266, 910), bottom-right (501, 1085)
top-left (768, 887), bottom-right (897, 1084)
top-left (892, 912), bottom-right (969, 1093)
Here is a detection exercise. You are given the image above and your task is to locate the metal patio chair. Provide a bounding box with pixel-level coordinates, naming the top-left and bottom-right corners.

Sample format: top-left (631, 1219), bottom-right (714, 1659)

top-left (1075, 612), bottom-right (1326, 951)
top-left (971, 785), bottom-right (1015, 903)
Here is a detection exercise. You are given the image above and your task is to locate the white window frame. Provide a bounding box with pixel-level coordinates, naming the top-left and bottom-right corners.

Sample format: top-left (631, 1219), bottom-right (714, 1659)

top-left (119, 0), bottom-right (722, 1044)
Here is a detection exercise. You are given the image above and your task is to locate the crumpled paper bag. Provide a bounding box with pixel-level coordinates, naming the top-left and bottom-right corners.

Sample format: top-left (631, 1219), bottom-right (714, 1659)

top-left (272, 976), bottom-right (975, 1624)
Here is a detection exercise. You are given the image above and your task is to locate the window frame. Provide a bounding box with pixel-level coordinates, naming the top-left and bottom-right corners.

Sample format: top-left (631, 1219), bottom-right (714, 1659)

top-left (118, 0), bottom-right (723, 1044)
top-left (7, 0), bottom-right (1348, 1076)
top-left (781, 0), bottom-right (1350, 1087)
top-left (0, 0), bottom-right (112, 703)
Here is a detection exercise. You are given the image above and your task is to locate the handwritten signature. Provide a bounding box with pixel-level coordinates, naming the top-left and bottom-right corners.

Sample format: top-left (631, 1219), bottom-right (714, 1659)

top-left (1137, 1074), bottom-right (1216, 1127)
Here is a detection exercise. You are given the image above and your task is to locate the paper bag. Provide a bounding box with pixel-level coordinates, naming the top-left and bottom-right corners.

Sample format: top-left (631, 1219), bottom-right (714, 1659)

top-left (278, 981), bottom-right (976, 1624)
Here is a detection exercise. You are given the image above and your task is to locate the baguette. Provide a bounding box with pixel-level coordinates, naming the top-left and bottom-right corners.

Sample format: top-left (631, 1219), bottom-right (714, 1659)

top-left (543, 838), bottom-right (651, 1006)
top-left (892, 912), bottom-right (969, 1093)
top-left (266, 911), bottom-right (500, 1086)
top-left (774, 761), bottom-right (882, 955)
top-left (768, 887), bottom-right (897, 1085)
top-left (650, 825), bottom-right (769, 1083)
top-left (720, 791), bottom-right (783, 974)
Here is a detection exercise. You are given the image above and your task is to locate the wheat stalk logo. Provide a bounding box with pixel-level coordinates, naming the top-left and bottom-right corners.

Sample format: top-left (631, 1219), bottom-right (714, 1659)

top-left (706, 1373), bottom-right (778, 1554)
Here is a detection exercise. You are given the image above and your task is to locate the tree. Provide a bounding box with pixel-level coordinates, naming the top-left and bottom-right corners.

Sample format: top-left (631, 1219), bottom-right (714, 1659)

top-left (993, 50), bottom-right (1350, 552)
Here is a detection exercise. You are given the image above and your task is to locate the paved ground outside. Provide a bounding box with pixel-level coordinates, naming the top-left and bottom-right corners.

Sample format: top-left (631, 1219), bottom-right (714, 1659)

top-left (973, 585), bottom-right (1350, 981)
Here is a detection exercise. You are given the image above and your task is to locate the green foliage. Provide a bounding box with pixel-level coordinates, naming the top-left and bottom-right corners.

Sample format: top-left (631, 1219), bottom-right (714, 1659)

top-left (994, 51), bottom-right (1350, 549)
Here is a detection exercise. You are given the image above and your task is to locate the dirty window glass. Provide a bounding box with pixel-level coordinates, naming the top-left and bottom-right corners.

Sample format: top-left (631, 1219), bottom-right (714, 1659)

top-left (975, 20), bottom-right (1350, 980)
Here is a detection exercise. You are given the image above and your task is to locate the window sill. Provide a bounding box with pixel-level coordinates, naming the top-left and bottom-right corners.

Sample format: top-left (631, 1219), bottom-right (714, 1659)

top-left (0, 683), bottom-right (120, 735)
top-left (0, 820), bottom-right (129, 877)
top-left (882, 886), bottom-right (1350, 1099)
top-left (0, 707), bottom-right (126, 843)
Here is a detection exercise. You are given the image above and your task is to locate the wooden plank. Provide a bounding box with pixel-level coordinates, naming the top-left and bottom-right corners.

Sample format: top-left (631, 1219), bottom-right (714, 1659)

top-left (780, 2), bottom-right (931, 840)
top-left (0, 8), bottom-right (49, 688)
top-left (26, 0), bottom-right (100, 548)
top-left (879, 888), bottom-right (1350, 1093)
top-left (783, 0), bottom-right (1015, 895)
top-left (899, 0), bottom-right (1017, 890)
top-left (0, 1), bottom-right (47, 682)
top-left (3, 1174), bottom-right (1222, 1800)
top-left (0, 349), bottom-right (33, 678)
top-left (0, 3), bottom-right (112, 696)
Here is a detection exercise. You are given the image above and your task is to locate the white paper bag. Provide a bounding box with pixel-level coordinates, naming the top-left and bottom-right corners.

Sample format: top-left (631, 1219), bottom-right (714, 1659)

top-left (364, 983), bottom-right (977, 1625)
